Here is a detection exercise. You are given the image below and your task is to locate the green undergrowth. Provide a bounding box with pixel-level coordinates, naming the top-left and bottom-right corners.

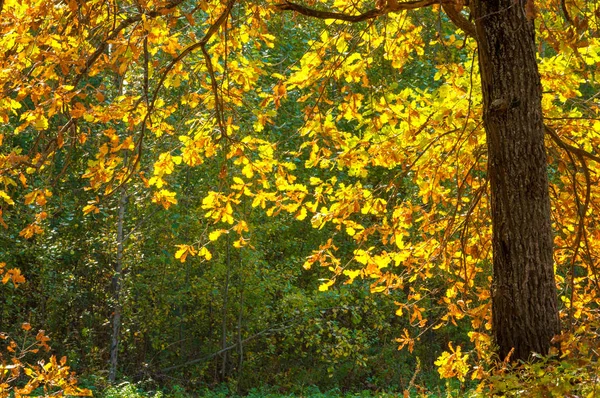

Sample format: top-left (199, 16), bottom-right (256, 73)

top-left (97, 383), bottom-right (433, 398)
top-left (93, 352), bottom-right (600, 398)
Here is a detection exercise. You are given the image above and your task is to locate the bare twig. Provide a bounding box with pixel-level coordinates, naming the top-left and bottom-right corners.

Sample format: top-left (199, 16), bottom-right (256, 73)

top-left (159, 322), bottom-right (292, 373)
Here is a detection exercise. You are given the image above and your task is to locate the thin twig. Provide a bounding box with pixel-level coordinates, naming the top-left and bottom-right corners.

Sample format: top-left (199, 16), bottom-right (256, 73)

top-left (105, 0), bottom-right (237, 197)
top-left (73, 0), bottom-right (185, 87)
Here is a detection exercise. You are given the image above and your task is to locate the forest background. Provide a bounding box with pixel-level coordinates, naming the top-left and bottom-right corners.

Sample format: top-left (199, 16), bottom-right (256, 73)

top-left (1, 0), bottom-right (600, 396)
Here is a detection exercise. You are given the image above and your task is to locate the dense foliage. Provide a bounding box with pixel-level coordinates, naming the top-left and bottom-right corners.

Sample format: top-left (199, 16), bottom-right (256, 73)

top-left (1, 0), bottom-right (600, 396)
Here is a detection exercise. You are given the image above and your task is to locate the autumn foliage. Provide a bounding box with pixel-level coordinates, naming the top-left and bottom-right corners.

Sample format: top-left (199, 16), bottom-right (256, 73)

top-left (0, 0), bottom-right (600, 394)
top-left (0, 276), bottom-right (91, 397)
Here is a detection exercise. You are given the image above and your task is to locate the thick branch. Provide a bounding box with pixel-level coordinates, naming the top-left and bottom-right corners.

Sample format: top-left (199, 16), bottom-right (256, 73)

top-left (441, 3), bottom-right (476, 38)
top-left (560, 0), bottom-right (572, 24)
top-left (274, 0), bottom-right (437, 22)
top-left (275, 0), bottom-right (476, 42)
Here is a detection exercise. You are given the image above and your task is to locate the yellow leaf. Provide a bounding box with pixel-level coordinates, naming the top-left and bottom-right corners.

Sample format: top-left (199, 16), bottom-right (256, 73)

top-left (19, 224), bottom-right (43, 239)
top-left (83, 204), bottom-right (100, 215)
top-left (242, 163), bottom-right (254, 178)
top-left (152, 189), bottom-right (178, 209)
top-left (343, 269), bottom-right (360, 282)
top-left (209, 230), bottom-right (225, 241)
top-left (3, 268), bottom-right (25, 286)
top-left (199, 247), bottom-right (212, 261)
top-left (318, 280), bottom-right (334, 291)
top-left (373, 254), bottom-right (390, 269)
top-left (354, 249), bottom-right (369, 265)
top-left (394, 232), bottom-right (405, 249)
top-left (295, 207), bottom-right (307, 221)
top-left (0, 190), bottom-right (14, 205)
top-left (395, 304), bottom-right (404, 317)
top-left (434, 343), bottom-right (470, 382)
top-left (395, 328), bottom-right (415, 353)
top-left (174, 244), bottom-right (196, 263)
top-left (174, 247), bottom-right (187, 262)
top-left (24, 191), bottom-right (36, 205)
top-left (34, 115), bottom-right (48, 131)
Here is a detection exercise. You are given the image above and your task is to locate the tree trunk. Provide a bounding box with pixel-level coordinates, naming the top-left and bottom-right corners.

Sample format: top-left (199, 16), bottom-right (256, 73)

top-left (471, 0), bottom-right (560, 360)
top-left (220, 236), bottom-right (232, 380)
top-left (109, 187), bottom-right (127, 382)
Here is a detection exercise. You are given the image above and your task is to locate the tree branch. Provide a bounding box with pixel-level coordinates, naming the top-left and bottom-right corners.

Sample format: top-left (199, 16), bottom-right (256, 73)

top-left (545, 125), bottom-right (600, 165)
top-left (104, 0), bottom-right (236, 197)
top-left (275, 0), bottom-right (476, 42)
top-left (158, 305), bottom-right (358, 373)
top-left (274, 0), bottom-right (437, 22)
top-left (560, 0), bottom-right (572, 24)
top-left (159, 323), bottom-right (294, 373)
top-left (441, 3), bottom-right (476, 38)
top-left (73, 0), bottom-right (185, 87)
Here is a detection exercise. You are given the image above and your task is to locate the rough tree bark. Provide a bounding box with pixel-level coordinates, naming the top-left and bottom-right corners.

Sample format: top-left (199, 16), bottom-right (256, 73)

top-left (470, 0), bottom-right (560, 360)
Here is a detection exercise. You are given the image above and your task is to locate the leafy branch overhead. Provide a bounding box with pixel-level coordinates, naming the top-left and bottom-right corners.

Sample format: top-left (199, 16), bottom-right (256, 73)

top-left (275, 0), bottom-right (477, 37)
top-left (0, 0), bottom-right (599, 393)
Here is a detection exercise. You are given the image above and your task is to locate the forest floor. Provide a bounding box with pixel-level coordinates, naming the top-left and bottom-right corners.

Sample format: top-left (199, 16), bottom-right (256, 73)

top-left (96, 382), bottom-right (456, 398)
